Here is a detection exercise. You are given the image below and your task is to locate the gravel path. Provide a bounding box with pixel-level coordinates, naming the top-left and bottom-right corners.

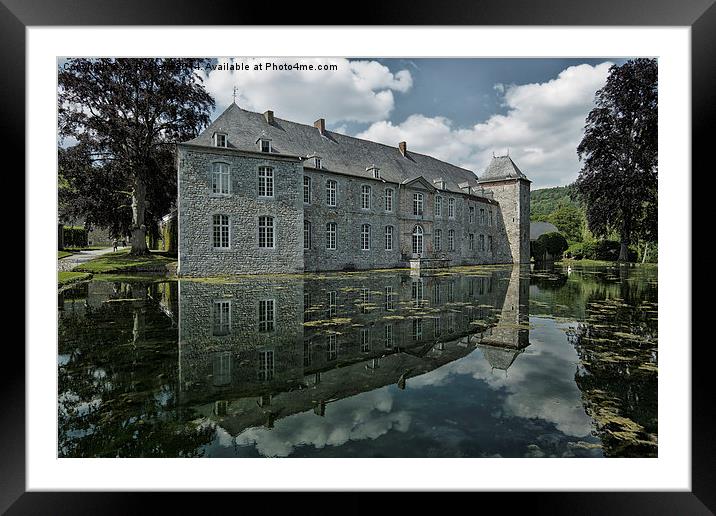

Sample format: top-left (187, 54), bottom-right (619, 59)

top-left (57, 246), bottom-right (122, 272)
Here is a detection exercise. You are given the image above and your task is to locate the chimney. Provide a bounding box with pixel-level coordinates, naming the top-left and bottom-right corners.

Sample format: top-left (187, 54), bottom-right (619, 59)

top-left (314, 118), bottom-right (326, 135)
top-left (263, 110), bottom-right (274, 125)
top-left (399, 141), bottom-right (407, 157)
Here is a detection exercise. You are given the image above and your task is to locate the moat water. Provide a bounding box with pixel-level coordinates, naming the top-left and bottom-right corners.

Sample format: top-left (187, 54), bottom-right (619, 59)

top-left (58, 263), bottom-right (658, 458)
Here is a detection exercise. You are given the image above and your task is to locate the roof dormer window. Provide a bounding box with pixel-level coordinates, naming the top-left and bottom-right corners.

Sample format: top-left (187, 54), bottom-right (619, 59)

top-left (315, 157), bottom-right (322, 169)
top-left (258, 138), bottom-right (272, 153)
top-left (213, 132), bottom-right (227, 148)
top-left (366, 165), bottom-right (380, 179)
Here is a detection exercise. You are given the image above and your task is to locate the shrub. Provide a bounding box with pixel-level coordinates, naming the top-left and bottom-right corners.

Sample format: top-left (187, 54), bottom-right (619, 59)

top-left (538, 232), bottom-right (569, 257)
top-left (62, 226), bottom-right (88, 248)
top-left (566, 242), bottom-right (584, 260)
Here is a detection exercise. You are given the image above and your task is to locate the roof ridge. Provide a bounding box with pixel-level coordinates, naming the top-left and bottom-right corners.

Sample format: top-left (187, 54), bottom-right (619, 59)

top-left (231, 106), bottom-right (477, 177)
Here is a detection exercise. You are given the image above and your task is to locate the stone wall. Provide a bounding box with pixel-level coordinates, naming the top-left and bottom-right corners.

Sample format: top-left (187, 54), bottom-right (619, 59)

top-left (479, 178), bottom-right (531, 263)
top-left (178, 146), bottom-right (528, 276)
top-left (178, 145), bottom-right (304, 276)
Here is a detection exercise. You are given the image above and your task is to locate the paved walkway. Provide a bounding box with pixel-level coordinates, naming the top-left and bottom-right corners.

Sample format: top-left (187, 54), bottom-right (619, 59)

top-left (57, 246), bottom-right (123, 272)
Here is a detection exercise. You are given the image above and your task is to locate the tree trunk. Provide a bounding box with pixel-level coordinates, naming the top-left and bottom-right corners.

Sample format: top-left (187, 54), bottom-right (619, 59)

top-left (642, 242), bottom-right (649, 264)
top-left (130, 175), bottom-right (149, 255)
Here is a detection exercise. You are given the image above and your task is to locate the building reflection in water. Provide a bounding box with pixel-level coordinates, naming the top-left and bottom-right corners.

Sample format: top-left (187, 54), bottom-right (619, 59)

top-left (177, 266), bottom-right (529, 438)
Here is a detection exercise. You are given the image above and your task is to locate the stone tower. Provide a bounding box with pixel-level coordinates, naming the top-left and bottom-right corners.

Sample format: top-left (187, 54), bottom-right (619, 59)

top-left (477, 156), bottom-right (531, 263)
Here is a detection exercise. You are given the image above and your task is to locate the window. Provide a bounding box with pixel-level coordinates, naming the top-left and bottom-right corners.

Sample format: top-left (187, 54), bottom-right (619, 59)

top-left (448, 229), bottom-right (455, 251)
top-left (258, 167), bottom-right (274, 197)
top-left (304, 292), bottom-right (312, 322)
top-left (480, 208), bottom-right (486, 225)
top-left (314, 157), bottom-right (322, 169)
top-left (469, 206), bottom-right (475, 223)
top-left (304, 220), bottom-right (311, 250)
top-left (469, 233), bottom-right (475, 251)
top-left (432, 283), bottom-right (441, 304)
top-left (385, 286), bottom-right (394, 311)
top-left (413, 193), bottom-right (424, 216)
top-left (258, 350), bottom-right (274, 381)
top-left (327, 334), bottom-right (337, 361)
top-left (212, 214), bottom-right (230, 249)
top-left (489, 210), bottom-right (494, 226)
top-left (304, 340), bottom-right (313, 367)
top-left (412, 225), bottom-right (424, 255)
top-left (259, 139), bottom-right (271, 153)
top-left (385, 225), bottom-right (393, 251)
top-left (373, 168), bottom-right (381, 179)
top-left (303, 176), bottom-right (311, 204)
top-left (361, 185), bottom-right (371, 209)
top-left (361, 328), bottom-right (371, 352)
top-left (212, 351), bottom-right (231, 386)
top-left (258, 216), bottom-right (275, 248)
top-left (384, 324), bottom-right (394, 349)
top-left (361, 224), bottom-right (371, 250)
top-left (412, 318), bottom-right (423, 341)
top-left (327, 291), bottom-right (337, 317)
top-left (212, 300), bottom-right (231, 336)
top-left (211, 162), bottom-right (230, 195)
top-left (479, 234), bottom-right (485, 252)
top-left (385, 188), bottom-right (394, 212)
top-left (326, 222), bottom-right (337, 250)
top-left (448, 198), bottom-right (455, 218)
top-left (434, 229), bottom-right (442, 252)
top-left (213, 132), bottom-right (227, 148)
top-left (258, 299), bottom-right (275, 332)
top-left (488, 235), bottom-right (493, 252)
top-left (412, 279), bottom-right (424, 306)
top-left (435, 196), bottom-right (442, 217)
top-left (326, 180), bottom-right (337, 206)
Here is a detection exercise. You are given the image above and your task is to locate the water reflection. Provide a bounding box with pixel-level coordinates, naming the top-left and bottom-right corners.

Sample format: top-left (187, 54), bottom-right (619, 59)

top-left (58, 263), bottom-right (658, 458)
top-left (177, 267), bottom-right (529, 440)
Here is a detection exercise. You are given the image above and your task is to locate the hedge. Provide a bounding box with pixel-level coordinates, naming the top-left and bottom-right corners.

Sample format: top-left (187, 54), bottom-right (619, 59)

top-left (62, 226), bottom-right (88, 248)
top-left (565, 240), bottom-right (638, 261)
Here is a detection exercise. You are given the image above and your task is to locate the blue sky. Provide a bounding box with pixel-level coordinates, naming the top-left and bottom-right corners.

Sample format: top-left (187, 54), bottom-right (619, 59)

top-left (199, 57), bottom-right (629, 189)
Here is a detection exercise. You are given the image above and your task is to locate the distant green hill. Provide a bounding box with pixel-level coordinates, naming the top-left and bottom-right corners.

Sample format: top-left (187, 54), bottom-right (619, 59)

top-left (531, 185), bottom-right (580, 221)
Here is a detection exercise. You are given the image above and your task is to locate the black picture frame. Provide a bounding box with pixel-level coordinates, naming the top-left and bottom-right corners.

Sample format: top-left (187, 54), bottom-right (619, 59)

top-left (6, 0), bottom-right (709, 513)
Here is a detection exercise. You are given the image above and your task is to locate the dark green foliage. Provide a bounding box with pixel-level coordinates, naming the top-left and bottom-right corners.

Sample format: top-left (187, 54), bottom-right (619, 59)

top-left (567, 240), bottom-right (638, 262)
top-left (62, 226), bottom-right (88, 248)
top-left (547, 204), bottom-right (584, 243)
top-left (530, 186), bottom-right (581, 221)
top-left (58, 59), bottom-right (215, 255)
top-left (531, 232), bottom-right (568, 261)
top-left (539, 232), bottom-right (569, 257)
top-left (575, 58), bottom-right (658, 261)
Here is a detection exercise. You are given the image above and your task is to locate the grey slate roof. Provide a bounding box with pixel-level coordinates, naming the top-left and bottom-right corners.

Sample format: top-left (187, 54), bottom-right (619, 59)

top-left (530, 221), bottom-right (559, 240)
top-left (183, 103), bottom-right (483, 194)
top-left (478, 155), bottom-right (528, 183)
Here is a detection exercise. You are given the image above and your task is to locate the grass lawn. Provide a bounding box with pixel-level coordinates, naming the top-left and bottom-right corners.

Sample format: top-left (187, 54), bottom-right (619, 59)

top-left (58, 251), bottom-right (74, 259)
top-left (64, 245), bottom-right (109, 252)
top-left (58, 271), bottom-right (93, 287)
top-left (74, 248), bottom-right (176, 274)
top-left (556, 258), bottom-right (657, 268)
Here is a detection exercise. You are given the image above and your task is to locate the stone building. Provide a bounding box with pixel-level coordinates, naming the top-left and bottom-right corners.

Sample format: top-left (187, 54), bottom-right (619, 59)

top-left (177, 102), bottom-right (530, 276)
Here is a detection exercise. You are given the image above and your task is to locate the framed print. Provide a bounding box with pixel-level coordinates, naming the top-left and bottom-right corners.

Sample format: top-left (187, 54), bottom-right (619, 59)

top-left (7, 0), bottom-right (710, 512)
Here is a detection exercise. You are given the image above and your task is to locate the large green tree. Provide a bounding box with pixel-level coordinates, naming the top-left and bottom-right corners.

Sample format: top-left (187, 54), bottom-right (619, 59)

top-left (575, 58), bottom-right (657, 262)
top-left (58, 59), bottom-right (215, 254)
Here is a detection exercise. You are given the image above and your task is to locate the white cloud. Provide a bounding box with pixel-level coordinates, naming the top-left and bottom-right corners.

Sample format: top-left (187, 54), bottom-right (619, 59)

top-left (198, 58), bottom-right (412, 126)
top-left (356, 63), bottom-right (613, 188)
top-left (231, 389), bottom-right (411, 457)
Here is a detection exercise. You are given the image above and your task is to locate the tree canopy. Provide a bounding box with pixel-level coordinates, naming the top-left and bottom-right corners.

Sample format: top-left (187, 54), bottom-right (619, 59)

top-left (575, 58), bottom-right (658, 261)
top-left (58, 58), bottom-right (215, 253)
